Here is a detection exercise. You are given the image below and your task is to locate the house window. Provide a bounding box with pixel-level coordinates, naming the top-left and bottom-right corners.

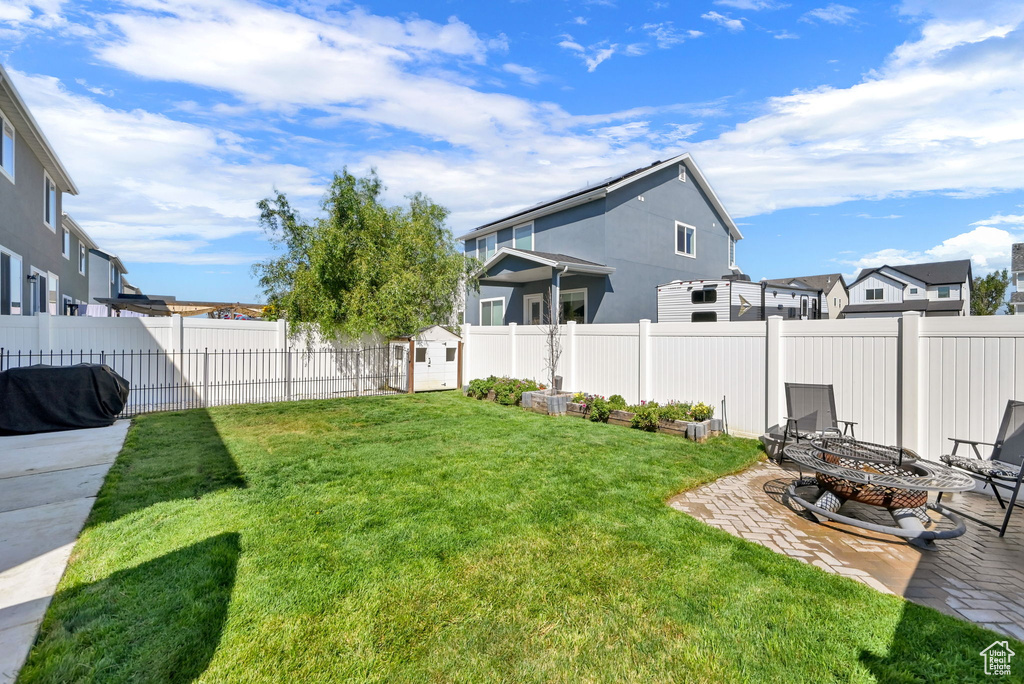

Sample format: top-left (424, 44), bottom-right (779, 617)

top-left (480, 298), bottom-right (504, 326)
top-left (865, 288), bottom-right (883, 301)
top-left (692, 311), bottom-right (717, 322)
top-left (477, 234), bottom-right (496, 261)
top-left (446, 347), bottom-right (457, 362)
top-left (62, 295), bottom-right (73, 315)
top-left (937, 286), bottom-right (950, 298)
top-left (833, 297), bottom-right (838, 307)
top-left (0, 113), bottom-right (14, 181)
top-left (728, 236), bottom-right (736, 268)
top-left (0, 246), bottom-right (23, 315)
top-left (415, 347), bottom-right (427, 363)
top-left (62, 228), bottom-right (70, 259)
top-left (559, 289), bottom-right (586, 324)
top-left (79, 244), bottom-right (87, 275)
top-left (800, 297), bottom-right (808, 317)
top-left (47, 273), bottom-right (59, 315)
top-left (43, 174), bottom-right (57, 230)
top-left (678, 164), bottom-right (687, 182)
top-left (675, 221), bottom-right (696, 258)
top-left (909, 287), bottom-right (918, 294)
top-left (691, 288), bottom-right (717, 304)
top-left (513, 223), bottom-right (533, 250)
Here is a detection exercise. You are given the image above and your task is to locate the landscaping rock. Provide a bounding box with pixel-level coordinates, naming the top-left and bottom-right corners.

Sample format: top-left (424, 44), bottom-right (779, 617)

top-left (608, 409), bottom-right (634, 427)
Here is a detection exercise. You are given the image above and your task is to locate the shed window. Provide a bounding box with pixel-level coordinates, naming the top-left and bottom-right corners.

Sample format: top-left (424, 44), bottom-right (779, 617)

top-left (692, 311), bottom-right (717, 322)
top-left (446, 347), bottom-right (457, 362)
top-left (394, 346), bottom-right (403, 360)
top-left (415, 347), bottom-right (427, 363)
top-left (691, 288), bottom-right (717, 304)
top-left (937, 286), bottom-right (950, 298)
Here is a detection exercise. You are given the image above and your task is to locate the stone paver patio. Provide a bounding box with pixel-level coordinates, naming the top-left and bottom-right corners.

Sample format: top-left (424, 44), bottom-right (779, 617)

top-left (669, 460), bottom-right (1024, 641)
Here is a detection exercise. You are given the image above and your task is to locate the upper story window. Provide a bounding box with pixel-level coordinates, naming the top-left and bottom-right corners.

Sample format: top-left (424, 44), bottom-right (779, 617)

top-left (865, 288), bottom-right (884, 300)
top-left (675, 221), bottom-right (696, 258)
top-left (691, 287), bottom-right (717, 304)
top-left (62, 228), bottom-right (70, 259)
top-left (0, 112), bottom-right (14, 181)
top-left (513, 223), bottom-right (533, 250)
top-left (909, 287), bottom-right (918, 294)
top-left (110, 263), bottom-right (116, 285)
top-left (477, 234), bottom-right (496, 261)
top-left (728, 236), bottom-right (736, 268)
top-left (43, 174), bottom-right (57, 230)
top-left (937, 285), bottom-right (951, 299)
top-left (78, 244), bottom-right (87, 275)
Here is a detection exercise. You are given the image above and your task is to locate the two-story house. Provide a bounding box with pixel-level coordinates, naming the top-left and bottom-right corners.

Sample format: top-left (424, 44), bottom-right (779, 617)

top-left (460, 153), bottom-right (743, 325)
top-left (85, 247), bottom-right (130, 316)
top-left (1011, 243), bottom-right (1023, 315)
top-left (769, 273), bottom-right (848, 319)
top-left (843, 260), bottom-right (972, 318)
top-left (1, 64), bottom-right (88, 316)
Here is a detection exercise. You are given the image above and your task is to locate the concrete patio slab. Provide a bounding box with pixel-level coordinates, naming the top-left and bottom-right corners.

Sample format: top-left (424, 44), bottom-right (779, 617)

top-left (0, 421), bottom-right (129, 684)
top-left (669, 460), bottom-right (1024, 641)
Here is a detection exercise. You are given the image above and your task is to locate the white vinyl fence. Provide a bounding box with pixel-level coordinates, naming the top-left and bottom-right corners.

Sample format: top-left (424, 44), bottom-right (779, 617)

top-left (0, 314), bottom-right (408, 415)
top-left (462, 314), bottom-right (1024, 458)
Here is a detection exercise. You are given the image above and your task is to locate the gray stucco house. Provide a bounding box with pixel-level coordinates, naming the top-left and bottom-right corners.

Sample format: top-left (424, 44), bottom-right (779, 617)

top-left (0, 63), bottom-right (88, 316)
top-left (460, 153), bottom-right (743, 325)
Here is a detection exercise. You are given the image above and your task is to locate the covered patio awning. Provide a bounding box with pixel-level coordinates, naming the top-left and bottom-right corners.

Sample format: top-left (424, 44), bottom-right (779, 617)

top-left (477, 248), bottom-right (614, 284)
top-left (96, 295), bottom-right (265, 318)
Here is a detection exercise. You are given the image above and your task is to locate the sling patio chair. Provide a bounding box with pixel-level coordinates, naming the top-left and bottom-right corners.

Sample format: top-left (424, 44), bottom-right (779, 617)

top-left (777, 383), bottom-right (857, 460)
top-left (937, 400), bottom-right (1024, 537)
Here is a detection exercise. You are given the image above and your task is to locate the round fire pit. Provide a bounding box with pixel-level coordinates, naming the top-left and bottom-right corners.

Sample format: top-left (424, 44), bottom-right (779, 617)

top-left (783, 438), bottom-right (975, 550)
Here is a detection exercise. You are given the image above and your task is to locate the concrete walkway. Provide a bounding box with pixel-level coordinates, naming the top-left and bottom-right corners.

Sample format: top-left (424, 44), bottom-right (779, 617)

top-left (0, 422), bottom-right (130, 684)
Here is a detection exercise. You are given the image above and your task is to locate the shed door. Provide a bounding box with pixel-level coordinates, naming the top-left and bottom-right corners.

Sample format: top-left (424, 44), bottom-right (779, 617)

top-left (413, 341), bottom-right (459, 391)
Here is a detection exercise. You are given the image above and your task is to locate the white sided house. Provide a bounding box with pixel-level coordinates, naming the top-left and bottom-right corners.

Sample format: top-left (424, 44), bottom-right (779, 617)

top-left (844, 260), bottom-right (972, 319)
top-left (391, 325), bottom-right (462, 392)
top-left (657, 275), bottom-right (824, 323)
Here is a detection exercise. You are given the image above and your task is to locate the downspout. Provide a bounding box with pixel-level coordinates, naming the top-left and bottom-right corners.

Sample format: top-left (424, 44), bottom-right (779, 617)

top-left (760, 281), bottom-right (766, 321)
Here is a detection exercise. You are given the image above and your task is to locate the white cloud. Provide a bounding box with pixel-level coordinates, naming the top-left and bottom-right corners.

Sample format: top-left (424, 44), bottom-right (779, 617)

top-left (558, 35), bottom-right (617, 71)
top-left (642, 22), bottom-right (703, 48)
top-left (773, 30), bottom-right (799, 40)
top-left (853, 213), bottom-right (902, 219)
top-left (845, 223), bottom-right (1022, 277)
top-left (74, 78), bottom-right (112, 96)
top-left (714, 0), bottom-right (787, 9)
top-left (701, 11), bottom-right (744, 32)
top-left (801, 4), bottom-right (858, 25)
top-left (572, 16), bottom-right (588, 25)
top-left (502, 63), bottom-right (543, 85)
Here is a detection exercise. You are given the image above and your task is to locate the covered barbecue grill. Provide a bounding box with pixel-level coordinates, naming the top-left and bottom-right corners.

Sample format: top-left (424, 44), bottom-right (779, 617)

top-left (0, 364), bottom-right (130, 435)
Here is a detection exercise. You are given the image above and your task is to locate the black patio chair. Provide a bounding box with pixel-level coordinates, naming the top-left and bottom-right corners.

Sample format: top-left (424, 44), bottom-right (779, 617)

top-left (778, 383), bottom-right (857, 459)
top-left (937, 400), bottom-right (1024, 537)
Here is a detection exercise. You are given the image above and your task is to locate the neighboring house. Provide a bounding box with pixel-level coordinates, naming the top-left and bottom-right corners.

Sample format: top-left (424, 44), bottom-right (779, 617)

top-left (85, 248), bottom-right (129, 317)
top-left (0, 63), bottom-right (85, 316)
top-left (658, 274), bottom-right (825, 322)
top-left (1011, 243), bottom-right (1023, 315)
top-left (769, 273), bottom-right (847, 319)
top-left (844, 260), bottom-right (972, 318)
top-left (460, 153), bottom-right (743, 325)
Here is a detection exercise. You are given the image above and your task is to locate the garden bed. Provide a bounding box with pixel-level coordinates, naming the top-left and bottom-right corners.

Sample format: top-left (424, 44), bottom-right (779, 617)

top-left (566, 400), bottom-right (723, 442)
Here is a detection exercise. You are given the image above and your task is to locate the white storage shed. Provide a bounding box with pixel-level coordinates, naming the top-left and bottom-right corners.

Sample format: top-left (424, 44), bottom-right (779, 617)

top-left (391, 325), bottom-right (462, 392)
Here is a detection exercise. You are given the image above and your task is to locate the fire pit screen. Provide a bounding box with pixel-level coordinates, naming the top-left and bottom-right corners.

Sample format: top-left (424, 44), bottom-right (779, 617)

top-left (783, 437), bottom-right (975, 550)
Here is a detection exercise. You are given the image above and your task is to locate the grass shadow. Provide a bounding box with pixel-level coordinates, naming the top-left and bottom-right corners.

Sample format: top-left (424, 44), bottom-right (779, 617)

top-left (18, 532), bottom-right (240, 684)
top-left (88, 409), bottom-right (246, 525)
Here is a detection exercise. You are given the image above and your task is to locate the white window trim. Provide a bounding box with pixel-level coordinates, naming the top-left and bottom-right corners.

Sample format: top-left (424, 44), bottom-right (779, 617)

top-left (43, 172), bottom-right (57, 232)
top-left (678, 164), bottom-right (687, 182)
top-left (728, 236), bottom-right (736, 268)
top-left (559, 287), bottom-right (588, 324)
top-left (513, 222), bottom-right (534, 251)
top-left (0, 242), bottom-right (23, 313)
top-left (78, 244), bottom-right (87, 275)
top-left (523, 293), bottom-right (544, 324)
top-left (62, 228), bottom-right (70, 259)
top-left (0, 107), bottom-right (14, 184)
top-left (674, 221), bottom-right (697, 258)
top-left (479, 296), bottom-right (505, 326)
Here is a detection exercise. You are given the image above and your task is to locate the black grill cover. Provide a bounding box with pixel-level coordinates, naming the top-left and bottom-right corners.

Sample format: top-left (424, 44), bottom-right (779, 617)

top-left (0, 364), bottom-right (130, 434)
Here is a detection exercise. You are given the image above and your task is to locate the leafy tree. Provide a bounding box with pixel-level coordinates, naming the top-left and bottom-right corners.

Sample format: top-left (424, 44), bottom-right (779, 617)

top-left (254, 169), bottom-right (475, 340)
top-left (971, 269), bottom-right (1010, 316)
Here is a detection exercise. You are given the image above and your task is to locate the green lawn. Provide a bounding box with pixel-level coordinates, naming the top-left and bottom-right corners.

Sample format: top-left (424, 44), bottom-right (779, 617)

top-left (19, 392), bottom-right (1017, 683)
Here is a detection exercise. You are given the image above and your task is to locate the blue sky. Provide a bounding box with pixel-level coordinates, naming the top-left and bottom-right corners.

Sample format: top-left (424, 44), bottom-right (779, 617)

top-left (2, 0), bottom-right (1023, 302)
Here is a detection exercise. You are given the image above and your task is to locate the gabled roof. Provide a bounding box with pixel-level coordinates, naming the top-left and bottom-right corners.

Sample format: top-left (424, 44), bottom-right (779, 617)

top-left (768, 273), bottom-right (846, 293)
top-left (0, 63), bottom-right (78, 195)
top-left (459, 153), bottom-right (742, 242)
top-left (761, 277), bottom-right (821, 292)
top-left (89, 246), bottom-right (128, 275)
top-left (62, 213), bottom-right (97, 250)
top-left (850, 260), bottom-right (972, 289)
top-left (1012, 243), bottom-right (1024, 273)
top-left (476, 247), bottom-right (615, 284)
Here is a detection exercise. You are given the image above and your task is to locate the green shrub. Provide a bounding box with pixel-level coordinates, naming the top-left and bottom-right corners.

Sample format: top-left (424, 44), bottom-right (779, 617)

top-left (658, 402), bottom-right (692, 422)
top-left (588, 396), bottom-right (611, 423)
top-left (608, 394), bottom-right (627, 410)
top-left (691, 402), bottom-right (715, 421)
top-left (572, 391), bottom-right (586, 403)
top-left (630, 403), bottom-right (660, 431)
top-left (467, 376), bottom-right (498, 399)
top-left (491, 377), bottom-right (540, 406)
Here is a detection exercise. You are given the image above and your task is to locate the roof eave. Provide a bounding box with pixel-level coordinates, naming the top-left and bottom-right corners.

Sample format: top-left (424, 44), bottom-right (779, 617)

top-left (458, 187), bottom-right (607, 241)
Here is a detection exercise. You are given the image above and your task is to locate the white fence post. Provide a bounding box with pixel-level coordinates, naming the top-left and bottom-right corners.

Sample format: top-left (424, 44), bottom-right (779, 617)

top-left (638, 319), bottom-right (651, 401)
top-left (461, 323), bottom-right (471, 385)
top-left (765, 316), bottom-right (783, 432)
top-left (169, 314), bottom-right (183, 353)
top-left (565, 320), bottom-right (576, 391)
top-left (37, 313), bottom-right (51, 354)
top-left (508, 323), bottom-right (517, 377)
top-left (276, 318), bottom-right (288, 350)
top-left (899, 311), bottom-right (921, 453)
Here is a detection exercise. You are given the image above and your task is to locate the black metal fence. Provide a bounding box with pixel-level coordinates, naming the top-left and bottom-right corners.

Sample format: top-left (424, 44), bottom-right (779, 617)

top-left (0, 346), bottom-right (409, 417)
